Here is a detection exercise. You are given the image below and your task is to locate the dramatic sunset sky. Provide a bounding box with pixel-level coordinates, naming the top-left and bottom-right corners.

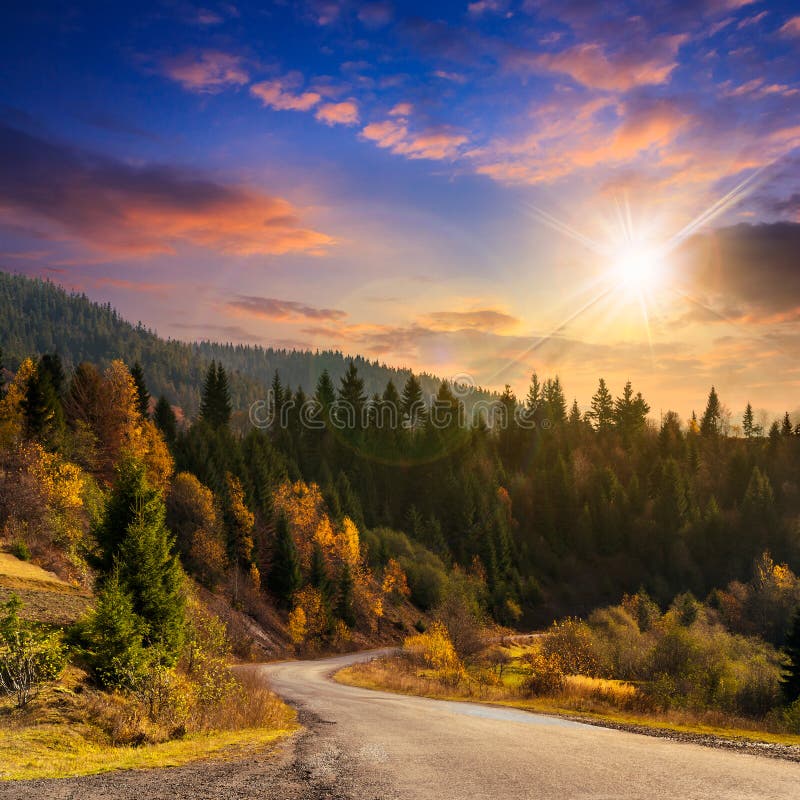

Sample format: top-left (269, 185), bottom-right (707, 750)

top-left (1, 1), bottom-right (799, 419)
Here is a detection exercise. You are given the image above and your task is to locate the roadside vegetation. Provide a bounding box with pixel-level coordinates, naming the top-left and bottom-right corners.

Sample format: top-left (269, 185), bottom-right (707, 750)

top-left (338, 567), bottom-right (800, 746)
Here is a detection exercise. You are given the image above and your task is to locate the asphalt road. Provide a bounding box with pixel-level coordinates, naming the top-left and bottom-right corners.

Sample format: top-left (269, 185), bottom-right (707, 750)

top-left (4, 650), bottom-right (799, 799)
top-left (262, 649), bottom-right (800, 800)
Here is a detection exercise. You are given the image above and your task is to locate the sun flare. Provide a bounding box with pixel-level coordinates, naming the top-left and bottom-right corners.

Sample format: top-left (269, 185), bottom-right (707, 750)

top-left (610, 240), bottom-right (665, 292)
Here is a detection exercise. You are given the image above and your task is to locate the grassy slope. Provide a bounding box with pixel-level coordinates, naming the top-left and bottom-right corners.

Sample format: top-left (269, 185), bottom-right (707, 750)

top-left (0, 551), bottom-right (93, 625)
top-left (0, 552), bottom-right (299, 780)
top-left (335, 655), bottom-right (800, 748)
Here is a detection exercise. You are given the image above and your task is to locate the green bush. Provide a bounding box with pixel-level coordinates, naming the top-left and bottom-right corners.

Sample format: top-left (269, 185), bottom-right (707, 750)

top-left (9, 540), bottom-right (31, 561)
top-left (0, 595), bottom-right (66, 707)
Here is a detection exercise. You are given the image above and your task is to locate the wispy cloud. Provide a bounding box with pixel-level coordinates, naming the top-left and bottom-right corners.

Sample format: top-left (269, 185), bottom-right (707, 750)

top-left (227, 295), bottom-right (347, 321)
top-left (250, 77), bottom-right (321, 111)
top-left (161, 50), bottom-right (249, 93)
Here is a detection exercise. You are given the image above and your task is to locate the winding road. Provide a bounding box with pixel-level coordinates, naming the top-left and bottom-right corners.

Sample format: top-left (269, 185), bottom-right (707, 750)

top-left (5, 649), bottom-right (800, 799)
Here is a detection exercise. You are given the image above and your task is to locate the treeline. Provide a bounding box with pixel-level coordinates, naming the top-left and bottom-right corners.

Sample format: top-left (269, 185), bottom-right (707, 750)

top-left (0, 271), bottom-right (494, 418)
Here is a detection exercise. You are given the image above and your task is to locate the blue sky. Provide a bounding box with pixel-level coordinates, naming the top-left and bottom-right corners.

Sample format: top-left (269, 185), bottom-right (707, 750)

top-left (1, 1), bottom-right (800, 419)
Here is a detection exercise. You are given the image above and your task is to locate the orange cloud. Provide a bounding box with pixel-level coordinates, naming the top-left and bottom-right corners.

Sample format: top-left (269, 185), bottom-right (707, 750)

top-left (361, 119), bottom-right (468, 160)
top-left (161, 51), bottom-right (249, 93)
top-left (0, 124), bottom-right (334, 257)
top-left (424, 309), bottom-right (519, 332)
top-left (315, 100), bottom-right (360, 126)
top-left (227, 295), bottom-right (347, 321)
top-left (512, 35), bottom-right (687, 91)
top-left (250, 79), bottom-right (321, 111)
top-left (780, 16), bottom-right (800, 37)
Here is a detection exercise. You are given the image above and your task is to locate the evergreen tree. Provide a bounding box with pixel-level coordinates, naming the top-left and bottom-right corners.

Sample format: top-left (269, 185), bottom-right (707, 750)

top-left (85, 568), bottom-right (146, 688)
top-left (588, 378), bottom-right (614, 431)
top-left (782, 607), bottom-right (800, 704)
top-left (613, 380), bottom-right (650, 437)
top-left (200, 362), bottom-right (232, 428)
top-left (337, 360), bottom-right (367, 431)
top-left (39, 353), bottom-right (66, 398)
top-left (568, 399), bottom-right (582, 425)
top-left (743, 402), bottom-right (755, 439)
top-left (543, 376), bottom-right (567, 423)
top-left (401, 373), bottom-right (426, 428)
top-left (271, 370), bottom-right (285, 424)
top-left (337, 562), bottom-right (356, 627)
top-left (129, 361), bottom-right (150, 418)
top-left (21, 361), bottom-right (63, 446)
top-left (525, 372), bottom-right (541, 414)
top-left (700, 386), bottom-right (721, 436)
top-left (270, 515), bottom-right (302, 606)
top-left (0, 345), bottom-right (5, 399)
top-left (781, 412), bottom-right (794, 437)
top-left (153, 395), bottom-right (177, 444)
top-left (117, 508), bottom-right (186, 661)
top-left (309, 541), bottom-right (331, 601)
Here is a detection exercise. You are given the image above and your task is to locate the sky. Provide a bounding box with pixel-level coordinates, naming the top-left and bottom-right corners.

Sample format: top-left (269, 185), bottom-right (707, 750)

top-left (1, 0), bottom-right (800, 422)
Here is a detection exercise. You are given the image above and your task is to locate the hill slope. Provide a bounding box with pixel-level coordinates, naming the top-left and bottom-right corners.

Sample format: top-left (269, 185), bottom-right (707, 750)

top-left (0, 270), bottom-right (494, 419)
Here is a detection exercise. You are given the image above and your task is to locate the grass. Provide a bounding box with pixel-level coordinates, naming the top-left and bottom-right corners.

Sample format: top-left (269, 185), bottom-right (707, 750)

top-left (0, 722), bottom-right (295, 780)
top-left (0, 550), bottom-right (93, 625)
top-left (0, 668), bottom-right (299, 781)
top-left (336, 655), bottom-right (800, 748)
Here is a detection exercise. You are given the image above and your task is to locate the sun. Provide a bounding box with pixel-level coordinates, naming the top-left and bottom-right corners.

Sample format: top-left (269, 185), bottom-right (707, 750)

top-left (610, 240), bottom-right (665, 292)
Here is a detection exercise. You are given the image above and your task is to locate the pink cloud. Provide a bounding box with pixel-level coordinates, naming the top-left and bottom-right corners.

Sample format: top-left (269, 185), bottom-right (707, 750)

top-left (509, 35), bottom-right (688, 91)
top-left (161, 51), bottom-right (249, 93)
top-left (315, 100), bottom-right (360, 126)
top-left (228, 295), bottom-right (347, 321)
top-left (361, 119), bottom-right (467, 160)
top-left (250, 79), bottom-right (321, 111)
top-left (780, 16), bottom-right (800, 37)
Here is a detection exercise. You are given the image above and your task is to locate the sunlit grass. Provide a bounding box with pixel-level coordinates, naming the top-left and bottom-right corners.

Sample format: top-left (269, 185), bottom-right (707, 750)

top-left (336, 655), bottom-right (800, 748)
top-left (0, 723), bottom-right (296, 780)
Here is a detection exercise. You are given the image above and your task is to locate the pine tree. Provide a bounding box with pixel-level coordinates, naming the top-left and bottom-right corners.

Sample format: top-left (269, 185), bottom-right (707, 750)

top-left (21, 361), bottom-right (63, 446)
top-left (85, 568), bottom-right (146, 688)
top-left (117, 507), bottom-right (186, 662)
top-left (270, 515), bottom-right (302, 606)
top-left (271, 370), bottom-right (285, 424)
top-left (337, 562), bottom-right (356, 627)
top-left (401, 373), bottom-right (426, 428)
top-left (200, 362), bottom-right (232, 428)
top-left (543, 376), bottom-right (567, 423)
top-left (153, 395), bottom-right (177, 444)
top-left (613, 381), bottom-right (650, 437)
top-left (39, 353), bottom-right (65, 398)
top-left (129, 362), bottom-right (150, 418)
top-left (309, 541), bottom-right (331, 601)
top-left (568, 399), bottom-right (582, 425)
top-left (781, 412), bottom-right (793, 437)
top-left (782, 607), bottom-right (800, 704)
top-left (743, 402), bottom-right (754, 438)
top-left (338, 360), bottom-right (367, 431)
top-left (588, 378), bottom-right (614, 431)
top-left (700, 386), bottom-right (721, 436)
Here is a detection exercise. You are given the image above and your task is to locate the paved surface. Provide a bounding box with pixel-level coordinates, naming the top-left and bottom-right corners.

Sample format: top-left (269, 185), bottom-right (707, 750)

top-left (4, 649), bottom-right (800, 799)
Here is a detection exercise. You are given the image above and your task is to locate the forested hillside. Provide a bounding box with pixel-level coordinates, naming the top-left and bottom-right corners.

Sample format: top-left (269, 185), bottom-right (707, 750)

top-left (0, 271), bottom-right (492, 418)
top-left (2, 272), bottom-right (799, 628)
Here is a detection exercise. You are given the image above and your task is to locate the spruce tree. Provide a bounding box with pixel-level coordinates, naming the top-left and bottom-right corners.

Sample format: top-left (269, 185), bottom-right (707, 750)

top-left (309, 541), bottom-right (331, 601)
top-left (338, 360), bottom-right (366, 430)
top-left (743, 402), bottom-right (754, 438)
top-left (781, 412), bottom-right (794, 437)
top-left (700, 386), bottom-right (721, 436)
top-left (200, 362), bottom-right (232, 428)
top-left (129, 361), bottom-right (150, 418)
top-left (588, 378), bottom-right (614, 431)
top-left (270, 515), bottom-right (302, 606)
top-left (401, 373), bottom-right (426, 428)
top-left (782, 607), bottom-right (800, 704)
top-left (21, 362), bottom-right (63, 446)
top-left (543, 376), bottom-right (567, 423)
top-left (337, 562), bottom-right (356, 627)
top-left (153, 395), bottom-right (177, 444)
top-left (85, 568), bottom-right (146, 688)
top-left (39, 353), bottom-right (66, 398)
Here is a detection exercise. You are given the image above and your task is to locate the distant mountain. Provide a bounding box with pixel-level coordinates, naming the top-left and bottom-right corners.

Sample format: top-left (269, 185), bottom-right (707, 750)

top-left (0, 270), bottom-right (495, 419)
